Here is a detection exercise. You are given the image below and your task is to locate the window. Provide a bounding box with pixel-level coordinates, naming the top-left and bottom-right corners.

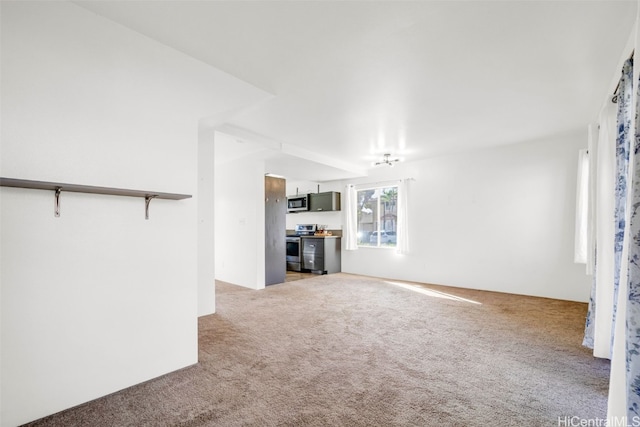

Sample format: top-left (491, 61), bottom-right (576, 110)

top-left (357, 186), bottom-right (398, 247)
top-left (574, 148), bottom-right (589, 264)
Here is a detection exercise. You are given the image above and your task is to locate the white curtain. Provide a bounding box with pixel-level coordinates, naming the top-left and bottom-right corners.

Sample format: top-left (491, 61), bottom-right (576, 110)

top-left (593, 103), bottom-right (617, 359)
top-left (593, 102), bottom-right (618, 359)
top-left (583, 67), bottom-right (630, 423)
top-left (343, 184), bottom-right (358, 250)
top-left (608, 279), bottom-right (628, 421)
top-left (396, 179), bottom-right (410, 254)
top-left (583, 105), bottom-right (617, 358)
top-left (574, 149), bottom-right (589, 264)
top-left (586, 124), bottom-right (598, 276)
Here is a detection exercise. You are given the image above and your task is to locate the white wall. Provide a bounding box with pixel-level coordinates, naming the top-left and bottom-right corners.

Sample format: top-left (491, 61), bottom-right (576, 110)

top-left (342, 130), bottom-right (591, 302)
top-left (198, 125), bottom-right (216, 316)
top-left (214, 147), bottom-right (266, 290)
top-left (0, 2), bottom-right (267, 425)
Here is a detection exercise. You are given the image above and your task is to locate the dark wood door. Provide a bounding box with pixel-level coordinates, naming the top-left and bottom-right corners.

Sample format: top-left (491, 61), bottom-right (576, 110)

top-left (265, 176), bottom-right (286, 285)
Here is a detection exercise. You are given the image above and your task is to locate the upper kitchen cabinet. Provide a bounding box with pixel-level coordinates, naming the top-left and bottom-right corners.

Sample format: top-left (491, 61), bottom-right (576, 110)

top-left (309, 191), bottom-right (341, 212)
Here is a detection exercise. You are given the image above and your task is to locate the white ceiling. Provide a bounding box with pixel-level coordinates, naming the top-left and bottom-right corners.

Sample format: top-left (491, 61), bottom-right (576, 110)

top-left (77, 0), bottom-right (637, 181)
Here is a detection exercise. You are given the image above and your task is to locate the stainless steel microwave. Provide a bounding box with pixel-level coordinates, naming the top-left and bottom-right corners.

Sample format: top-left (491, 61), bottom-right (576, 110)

top-left (287, 194), bottom-right (309, 212)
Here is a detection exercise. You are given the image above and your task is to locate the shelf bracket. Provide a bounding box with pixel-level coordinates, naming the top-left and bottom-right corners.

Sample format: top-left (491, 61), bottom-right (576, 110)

top-left (54, 187), bottom-right (62, 217)
top-left (144, 195), bottom-right (157, 220)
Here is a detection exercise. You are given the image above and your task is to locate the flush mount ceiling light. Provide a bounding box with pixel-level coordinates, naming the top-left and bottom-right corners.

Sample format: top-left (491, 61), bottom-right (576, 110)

top-left (374, 153), bottom-right (400, 167)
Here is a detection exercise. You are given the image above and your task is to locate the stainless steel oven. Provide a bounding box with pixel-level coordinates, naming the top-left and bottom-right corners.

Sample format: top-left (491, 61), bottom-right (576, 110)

top-left (286, 224), bottom-right (317, 272)
top-left (286, 236), bottom-right (302, 272)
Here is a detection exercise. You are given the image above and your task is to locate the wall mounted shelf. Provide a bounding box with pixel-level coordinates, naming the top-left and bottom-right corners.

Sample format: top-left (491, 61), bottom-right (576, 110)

top-left (0, 177), bottom-right (192, 219)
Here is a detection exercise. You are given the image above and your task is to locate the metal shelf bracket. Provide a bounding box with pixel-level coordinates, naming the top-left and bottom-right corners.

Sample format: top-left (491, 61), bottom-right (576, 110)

top-left (54, 187), bottom-right (62, 217)
top-left (144, 195), bottom-right (157, 220)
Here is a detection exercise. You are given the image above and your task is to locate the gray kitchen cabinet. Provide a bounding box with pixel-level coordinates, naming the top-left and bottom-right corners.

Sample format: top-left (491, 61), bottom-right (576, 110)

top-left (309, 191), bottom-right (341, 212)
top-left (301, 236), bottom-right (341, 274)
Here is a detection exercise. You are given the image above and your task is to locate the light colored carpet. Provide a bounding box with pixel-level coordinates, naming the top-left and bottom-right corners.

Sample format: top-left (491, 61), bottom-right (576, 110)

top-left (25, 273), bottom-right (609, 426)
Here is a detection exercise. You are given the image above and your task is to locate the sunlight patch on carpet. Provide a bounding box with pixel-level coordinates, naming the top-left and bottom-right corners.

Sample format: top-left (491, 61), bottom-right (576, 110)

top-left (384, 281), bottom-right (482, 305)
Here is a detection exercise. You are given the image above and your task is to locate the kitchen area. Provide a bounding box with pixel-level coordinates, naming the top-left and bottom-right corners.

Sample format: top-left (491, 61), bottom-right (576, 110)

top-left (285, 188), bottom-right (342, 274)
top-left (215, 131), bottom-right (350, 290)
top-left (286, 223), bottom-right (341, 275)
top-left (264, 175), bottom-right (342, 285)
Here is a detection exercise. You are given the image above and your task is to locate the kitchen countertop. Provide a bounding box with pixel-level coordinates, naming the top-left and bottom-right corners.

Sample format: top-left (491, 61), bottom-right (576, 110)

top-left (287, 235), bottom-right (341, 238)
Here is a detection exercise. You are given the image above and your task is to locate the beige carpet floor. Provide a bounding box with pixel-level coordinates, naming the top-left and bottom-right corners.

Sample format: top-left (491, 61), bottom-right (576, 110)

top-left (26, 273), bottom-right (610, 426)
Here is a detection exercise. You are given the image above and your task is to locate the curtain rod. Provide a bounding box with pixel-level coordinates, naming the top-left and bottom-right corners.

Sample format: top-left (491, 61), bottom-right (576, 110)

top-left (612, 49), bottom-right (634, 103)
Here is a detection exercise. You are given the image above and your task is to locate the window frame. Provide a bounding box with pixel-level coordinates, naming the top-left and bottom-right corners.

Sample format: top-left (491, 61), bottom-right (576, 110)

top-left (356, 184), bottom-right (398, 249)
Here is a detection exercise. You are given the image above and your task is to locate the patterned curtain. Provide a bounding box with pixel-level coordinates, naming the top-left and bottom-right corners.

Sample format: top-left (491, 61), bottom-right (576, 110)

top-left (614, 59), bottom-right (633, 356)
top-left (627, 55), bottom-right (640, 419)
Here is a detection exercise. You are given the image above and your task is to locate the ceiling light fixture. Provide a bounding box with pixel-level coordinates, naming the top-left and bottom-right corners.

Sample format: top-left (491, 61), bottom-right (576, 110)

top-left (374, 153), bottom-right (400, 167)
